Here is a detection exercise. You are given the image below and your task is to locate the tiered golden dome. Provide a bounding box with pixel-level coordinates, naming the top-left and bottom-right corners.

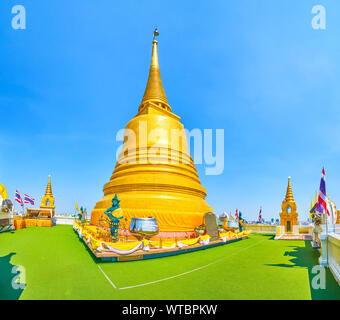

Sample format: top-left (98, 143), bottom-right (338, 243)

top-left (139, 40), bottom-right (170, 112)
top-left (279, 176), bottom-right (298, 233)
top-left (40, 175), bottom-right (55, 217)
top-left (91, 33), bottom-right (213, 232)
top-left (45, 175), bottom-right (53, 196)
top-left (285, 176), bottom-right (295, 202)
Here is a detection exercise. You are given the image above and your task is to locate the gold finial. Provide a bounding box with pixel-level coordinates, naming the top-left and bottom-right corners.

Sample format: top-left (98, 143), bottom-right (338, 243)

top-left (285, 176), bottom-right (294, 202)
top-left (153, 28), bottom-right (159, 40)
top-left (45, 175), bottom-right (53, 196)
top-left (139, 28), bottom-right (171, 112)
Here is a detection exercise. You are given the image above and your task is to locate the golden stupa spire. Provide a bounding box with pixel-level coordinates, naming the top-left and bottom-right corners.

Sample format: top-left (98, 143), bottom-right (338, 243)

top-left (285, 176), bottom-right (294, 202)
top-left (91, 31), bottom-right (213, 232)
top-left (40, 175), bottom-right (55, 214)
top-left (139, 28), bottom-right (171, 112)
top-left (45, 175), bottom-right (53, 196)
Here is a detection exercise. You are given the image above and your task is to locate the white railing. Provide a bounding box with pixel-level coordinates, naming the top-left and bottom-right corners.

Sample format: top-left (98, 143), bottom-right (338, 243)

top-left (328, 234), bottom-right (340, 285)
top-left (54, 215), bottom-right (75, 225)
top-left (245, 224), bottom-right (277, 233)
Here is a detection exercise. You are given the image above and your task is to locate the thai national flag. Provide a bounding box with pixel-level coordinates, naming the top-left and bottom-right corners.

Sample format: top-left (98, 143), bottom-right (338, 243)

top-left (15, 190), bottom-right (24, 207)
top-left (258, 207), bottom-right (262, 222)
top-left (316, 168), bottom-right (330, 216)
top-left (24, 194), bottom-right (35, 205)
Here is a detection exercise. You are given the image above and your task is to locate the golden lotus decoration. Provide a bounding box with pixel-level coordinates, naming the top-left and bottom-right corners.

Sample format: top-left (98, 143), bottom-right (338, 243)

top-left (91, 33), bottom-right (213, 232)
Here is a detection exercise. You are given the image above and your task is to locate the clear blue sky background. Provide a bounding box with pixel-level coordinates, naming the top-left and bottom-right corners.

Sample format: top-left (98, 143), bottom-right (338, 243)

top-left (1, 0), bottom-right (339, 221)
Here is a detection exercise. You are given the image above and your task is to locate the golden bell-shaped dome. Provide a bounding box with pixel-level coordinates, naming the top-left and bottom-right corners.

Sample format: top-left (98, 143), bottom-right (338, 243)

top-left (91, 33), bottom-right (213, 232)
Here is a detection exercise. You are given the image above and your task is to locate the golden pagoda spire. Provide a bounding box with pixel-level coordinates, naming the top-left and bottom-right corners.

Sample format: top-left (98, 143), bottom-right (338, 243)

top-left (45, 175), bottom-right (53, 196)
top-left (139, 28), bottom-right (171, 112)
top-left (40, 175), bottom-right (55, 216)
top-left (91, 31), bottom-right (213, 232)
top-left (285, 176), bottom-right (294, 202)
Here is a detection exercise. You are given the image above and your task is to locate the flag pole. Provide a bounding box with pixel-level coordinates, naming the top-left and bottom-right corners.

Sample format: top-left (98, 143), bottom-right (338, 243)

top-left (333, 202), bottom-right (336, 234)
top-left (325, 210), bottom-right (329, 266)
top-left (13, 191), bottom-right (16, 217)
top-left (11, 202), bottom-right (14, 229)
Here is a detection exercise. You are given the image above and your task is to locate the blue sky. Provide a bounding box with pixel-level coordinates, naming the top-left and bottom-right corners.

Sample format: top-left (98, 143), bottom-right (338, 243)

top-left (1, 0), bottom-right (339, 221)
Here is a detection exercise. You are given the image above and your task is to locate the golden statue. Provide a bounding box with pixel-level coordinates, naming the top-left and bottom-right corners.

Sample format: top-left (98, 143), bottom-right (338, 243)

top-left (40, 175), bottom-right (55, 217)
top-left (91, 30), bottom-right (213, 232)
top-left (279, 177), bottom-right (298, 233)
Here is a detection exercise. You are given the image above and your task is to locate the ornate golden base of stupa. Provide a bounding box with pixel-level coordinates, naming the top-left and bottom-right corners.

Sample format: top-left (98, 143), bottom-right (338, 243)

top-left (91, 32), bottom-right (213, 233)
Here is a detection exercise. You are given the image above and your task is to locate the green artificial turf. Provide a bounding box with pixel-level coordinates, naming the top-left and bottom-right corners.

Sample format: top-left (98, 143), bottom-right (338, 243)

top-left (0, 225), bottom-right (339, 300)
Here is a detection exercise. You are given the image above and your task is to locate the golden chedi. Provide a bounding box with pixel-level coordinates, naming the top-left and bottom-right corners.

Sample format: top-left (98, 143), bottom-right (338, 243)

top-left (91, 32), bottom-right (213, 232)
top-left (40, 175), bottom-right (55, 217)
top-left (279, 177), bottom-right (298, 233)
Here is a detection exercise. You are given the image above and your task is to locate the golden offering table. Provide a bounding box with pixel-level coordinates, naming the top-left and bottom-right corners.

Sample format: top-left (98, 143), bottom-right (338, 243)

top-left (14, 218), bottom-right (26, 229)
top-left (25, 218), bottom-right (53, 227)
top-left (25, 219), bottom-right (38, 227)
top-left (37, 219), bottom-right (53, 227)
top-left (13, 218), bottom-right (53, 229)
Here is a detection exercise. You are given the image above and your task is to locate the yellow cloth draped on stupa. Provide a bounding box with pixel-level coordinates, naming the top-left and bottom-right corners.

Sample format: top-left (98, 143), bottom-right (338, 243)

top-left (0, 183), bottom-right (9, 201)
top-left (91, 31), bottom-right (213, 232)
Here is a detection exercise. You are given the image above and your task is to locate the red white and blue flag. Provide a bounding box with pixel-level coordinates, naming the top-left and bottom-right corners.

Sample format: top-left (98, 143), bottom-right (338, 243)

top-left (258, 207), bottom-right (262, 222)
top-left (316, 168), bottom-right (330, 216)
top-left (15, 190), bottom-right (24, 207)
top-left (24, 194), bottom-right (35, 205)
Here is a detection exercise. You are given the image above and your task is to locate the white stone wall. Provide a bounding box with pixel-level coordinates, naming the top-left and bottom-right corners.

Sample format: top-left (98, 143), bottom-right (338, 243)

top-left (328, 234), bottom-right (340, 285)
top-left (245, 224), bottom-right (277, 233)
top-left (55, 215), bottom-right (75, 225)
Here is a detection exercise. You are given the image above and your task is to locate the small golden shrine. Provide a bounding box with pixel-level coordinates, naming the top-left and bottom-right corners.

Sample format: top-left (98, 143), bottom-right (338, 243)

top-left (40, 175), bottom-right (55, 218)
top-left (279, 177), bottom-right (298, 233)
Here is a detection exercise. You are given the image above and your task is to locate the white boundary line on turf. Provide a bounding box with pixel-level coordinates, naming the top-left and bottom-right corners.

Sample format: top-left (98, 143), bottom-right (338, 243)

top-left (118, 238), bottom-right (266, 290)
top-left (98, 265), bottom-right (117, 289)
